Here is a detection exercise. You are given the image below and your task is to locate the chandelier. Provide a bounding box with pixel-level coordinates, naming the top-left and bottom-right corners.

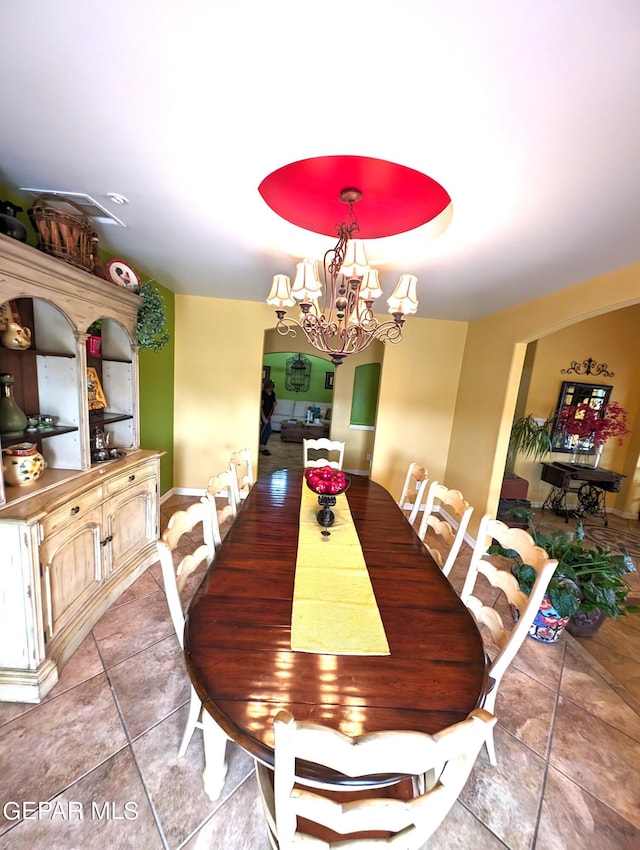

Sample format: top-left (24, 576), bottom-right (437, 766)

top-left (266, 188), bottom-right (419, 367)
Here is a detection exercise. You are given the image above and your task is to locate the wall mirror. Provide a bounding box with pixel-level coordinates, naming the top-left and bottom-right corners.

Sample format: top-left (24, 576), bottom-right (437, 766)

top-left (551, 381), bottom-right (612, 454)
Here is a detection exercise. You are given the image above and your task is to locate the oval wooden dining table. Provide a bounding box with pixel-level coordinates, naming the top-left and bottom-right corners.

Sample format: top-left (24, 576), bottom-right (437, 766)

top-left (184, 469), bottom-right (489, 799)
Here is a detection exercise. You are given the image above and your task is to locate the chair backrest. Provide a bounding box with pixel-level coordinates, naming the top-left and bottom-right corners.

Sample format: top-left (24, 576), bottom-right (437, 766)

top-left (157, 502), bottom-right (213, 648)
top-left (416, 481), bottom-right (474, 577)
top-left (397, 462), bottom-right (429, 526)
top-left (303, 438), bottom-right (345, 470)
top-left (263, 708), bottom-right (496, 849)
top-left (229, 448), bottom-right (254, 502)
top-left (207, 469), bottom-right (238, 540)
top-left (460, 515), bottom-right (558, 698)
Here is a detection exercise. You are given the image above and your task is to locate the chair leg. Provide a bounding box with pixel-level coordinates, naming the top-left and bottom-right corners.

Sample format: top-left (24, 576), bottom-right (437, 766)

top-left (485, 727), bottom-right (497, 766)
top-left (178, 686), bottom-right (202, 758)
top-left (202, 711), bottom-right (229, 801)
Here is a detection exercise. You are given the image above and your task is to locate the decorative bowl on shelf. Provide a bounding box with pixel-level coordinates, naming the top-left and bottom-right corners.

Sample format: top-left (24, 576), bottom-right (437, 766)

top-left (304, 466), bottom-right (350, 535)
top-left (38, 414), bottom-right (57, 430)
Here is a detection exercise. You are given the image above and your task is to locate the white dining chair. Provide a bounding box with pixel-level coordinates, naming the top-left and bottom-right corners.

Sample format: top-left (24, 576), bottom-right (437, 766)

top-left (256, 708), bottom-right (496, 849)
top-left (397, 461), bottom-right (429, 526)
top-left (156, 504), bottom-right (230, 798)
top-left (416, 481), bottom-right (474, 577)
top-left (303, 437), bottom-right (345, 470)
top-left (460, 515), bottom-right (558, 765)
top-left (206, 469), bottom-right (238, 543)
top-left (228, 448), bottom-right (254, 502)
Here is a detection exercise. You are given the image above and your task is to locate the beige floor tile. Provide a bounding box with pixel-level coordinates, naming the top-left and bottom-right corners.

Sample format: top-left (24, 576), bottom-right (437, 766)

top-left (538, 765), bottom-right (640, 850)
top-left (0, 748), bottom-right (163, 850)
top-left (108, 634), bottom-right (191, 740)
top-left (109, 568), bottom-right (162, 610)
top-left (92, 589), bottom-right (174, 668)
top-left (179, 772), bottom-right (271, 850)
top-left (550, 696), bottom-right (640, 828)
top-left (561, 643), bottom-right (640, 742)
top-left (0, 674), bottom-right (128, 834)
top-left (459, 725), bottom-right (546, 850)
top-left (511, 631), bottom-right (567, 691)
top-left (424, 799), bottom-right (507, 849)
top-left (495, 666), bottom-right (557, 758)
top-left (132, 705), bottom-right (255, 849)
top-left (0, 632), bottom-right (104, 728)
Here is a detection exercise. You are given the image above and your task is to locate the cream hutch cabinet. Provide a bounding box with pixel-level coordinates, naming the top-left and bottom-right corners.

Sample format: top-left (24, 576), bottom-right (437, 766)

top-left (0, 234), bottom-right (162, 703)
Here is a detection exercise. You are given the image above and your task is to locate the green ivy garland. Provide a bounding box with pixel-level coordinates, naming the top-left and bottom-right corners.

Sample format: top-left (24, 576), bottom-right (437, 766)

top-left (136, 280), bottom-right (169, 351)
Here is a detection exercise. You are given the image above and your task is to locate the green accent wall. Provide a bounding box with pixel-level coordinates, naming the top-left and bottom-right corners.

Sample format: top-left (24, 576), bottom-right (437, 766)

top-left (350, 363), bottom-right (381, 426)
top-left (263, 352), bottom-right (334, 402)
top-left (139, 281), bottom-right (175, 495)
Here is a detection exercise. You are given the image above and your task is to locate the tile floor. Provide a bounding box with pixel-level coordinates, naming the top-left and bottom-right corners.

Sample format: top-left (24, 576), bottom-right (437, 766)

top-left (1, 440), bottom-right (639, 849)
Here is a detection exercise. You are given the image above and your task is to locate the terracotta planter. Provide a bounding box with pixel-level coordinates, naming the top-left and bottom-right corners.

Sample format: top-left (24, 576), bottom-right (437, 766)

top-left (528, 595), bottom-right (570, 643)
top-left (565, 608), bottom-right (607, 638)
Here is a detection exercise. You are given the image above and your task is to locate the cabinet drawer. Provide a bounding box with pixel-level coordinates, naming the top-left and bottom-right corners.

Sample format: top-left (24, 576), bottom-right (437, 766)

top-left (104, 460), bottom-right (157, 497)
top-left (41, 486), bottom-right (103, 539)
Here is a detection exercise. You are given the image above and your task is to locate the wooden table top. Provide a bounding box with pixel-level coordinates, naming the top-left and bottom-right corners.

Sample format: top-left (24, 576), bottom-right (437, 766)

top-left (184, 469), bottom-right (488, 782)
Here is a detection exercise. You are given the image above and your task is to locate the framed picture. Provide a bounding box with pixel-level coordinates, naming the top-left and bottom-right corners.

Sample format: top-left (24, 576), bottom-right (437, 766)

top-left (87, 367), bottom-right (108, 410)
top-left (325, 371), bottom-right (334, 390)
top-left (262, 365), bottom-right (271, 383)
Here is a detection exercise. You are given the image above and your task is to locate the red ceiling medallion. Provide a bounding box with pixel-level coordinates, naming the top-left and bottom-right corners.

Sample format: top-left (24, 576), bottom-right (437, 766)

top-left (258, 155), bottom-right (451, 239)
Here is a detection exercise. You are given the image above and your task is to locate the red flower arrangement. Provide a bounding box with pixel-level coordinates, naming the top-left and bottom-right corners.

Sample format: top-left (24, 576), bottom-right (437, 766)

top-left (557, 401), bottom-right (630, 447)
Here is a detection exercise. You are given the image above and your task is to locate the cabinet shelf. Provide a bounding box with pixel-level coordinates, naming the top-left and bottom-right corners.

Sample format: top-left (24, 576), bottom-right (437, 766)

top-left (88, 412), bottom-right (134, 426)
top-left (1, 426), bottom-right (79, 448)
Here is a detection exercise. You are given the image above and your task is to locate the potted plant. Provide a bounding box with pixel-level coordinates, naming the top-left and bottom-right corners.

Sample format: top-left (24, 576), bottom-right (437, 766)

top-left (492, 514), bottom-right (639, 641)
top-left (506, 413), bottom-right (554, 471)
top-left (500, 414), bottom-right (554, 523)
top-left (135, 280), bottom-right (169, 351)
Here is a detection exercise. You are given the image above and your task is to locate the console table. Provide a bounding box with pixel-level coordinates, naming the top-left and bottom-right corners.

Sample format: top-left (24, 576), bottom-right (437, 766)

top-left (540, 462), bottom-right (625, 526)
top-left (280, 421), bottom-right (329, 443)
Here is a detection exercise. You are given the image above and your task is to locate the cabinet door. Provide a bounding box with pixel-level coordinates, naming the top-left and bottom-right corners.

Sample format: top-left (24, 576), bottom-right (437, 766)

top-left (40, 507), bottom-right (104, 640)
top-left (104, 475), bottom-right (157, 577)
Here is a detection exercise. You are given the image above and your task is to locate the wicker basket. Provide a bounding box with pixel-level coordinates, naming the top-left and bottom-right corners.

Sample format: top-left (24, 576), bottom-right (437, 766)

top-left (28, 194), bottom-right (96, 272)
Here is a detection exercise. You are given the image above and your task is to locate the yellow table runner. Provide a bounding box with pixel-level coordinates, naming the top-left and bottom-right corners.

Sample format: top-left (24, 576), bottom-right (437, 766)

top-left (291, 480), bottom-right (390, 655)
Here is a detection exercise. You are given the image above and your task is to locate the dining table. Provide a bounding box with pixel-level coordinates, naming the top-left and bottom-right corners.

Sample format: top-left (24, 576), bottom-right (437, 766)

top-left (184, 468), bottom-right (489, 799)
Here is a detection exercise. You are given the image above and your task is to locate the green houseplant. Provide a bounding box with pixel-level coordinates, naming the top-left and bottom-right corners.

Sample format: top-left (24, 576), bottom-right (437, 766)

top-left (135, 280), bottom-right (169, 351)
top-left (494, 512), bottom-right (639, 639)
top-left (506, 413), bottom-right (554, 471)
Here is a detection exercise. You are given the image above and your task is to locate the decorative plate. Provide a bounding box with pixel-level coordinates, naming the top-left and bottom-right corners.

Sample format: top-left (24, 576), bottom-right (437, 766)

top-left (106, 259), bottom-right (139, 290)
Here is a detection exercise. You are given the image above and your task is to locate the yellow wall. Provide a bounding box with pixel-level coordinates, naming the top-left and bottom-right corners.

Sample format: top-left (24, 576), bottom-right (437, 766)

top-left (371, 316), bottom-right (469, 499)
top-left (513, 305), bottom-right (640, 513)
top-left (173, 296), bottom-right (271, 488)
top-left (174, 264), bottom-right (640, 524)
top-left (447, 262), bottom-right (640, 532)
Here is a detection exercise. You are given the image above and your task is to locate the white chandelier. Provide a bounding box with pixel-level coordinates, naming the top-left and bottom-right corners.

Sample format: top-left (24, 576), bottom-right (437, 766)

top-left (266, 189), bottom-right (418, 367)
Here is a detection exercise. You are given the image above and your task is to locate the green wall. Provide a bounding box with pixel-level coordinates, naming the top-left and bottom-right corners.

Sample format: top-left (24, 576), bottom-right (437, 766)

top-left (263, 352), bottom-right (334, 402)
top-left (138, 280), bottom-right (175, 495)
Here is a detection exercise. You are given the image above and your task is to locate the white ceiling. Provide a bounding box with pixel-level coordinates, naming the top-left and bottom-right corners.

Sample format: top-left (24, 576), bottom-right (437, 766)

top-left (2, 1), bottom-right (640, 321)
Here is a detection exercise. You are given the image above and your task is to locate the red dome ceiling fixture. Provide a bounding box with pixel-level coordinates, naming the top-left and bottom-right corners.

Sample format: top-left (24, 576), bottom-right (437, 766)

top-left (258, 155), bottom-right (451, 239)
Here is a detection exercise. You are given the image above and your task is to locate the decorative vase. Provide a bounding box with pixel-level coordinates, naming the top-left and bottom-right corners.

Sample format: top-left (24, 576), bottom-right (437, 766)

top-left (1, 321), bottom-right (32, 350)
top-left (0, 200), bottom-right (28, 242)
top-left (2, 442), bottom-right (46, 486)
top-left (591, 445), bottom-right (604, 468)
top-left (0, 373), bottom-right (28, 436)
top-left (565, 608), bottom-right (607, 638)
top-left (528, 595), bottom-right (570, 643)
